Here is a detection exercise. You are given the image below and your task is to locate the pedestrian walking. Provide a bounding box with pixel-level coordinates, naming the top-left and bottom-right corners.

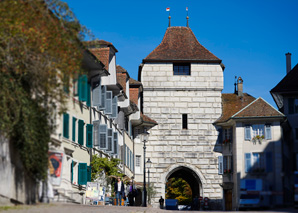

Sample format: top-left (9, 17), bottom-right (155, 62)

top-left (126, 180), bottom-right (136, 206)
top-left (114, 177), bottom-right (125, 206)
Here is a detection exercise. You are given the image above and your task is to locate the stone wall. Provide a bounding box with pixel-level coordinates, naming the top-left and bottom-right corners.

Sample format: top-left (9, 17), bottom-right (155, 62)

top-left (141, 63), bottom-right (223, 208)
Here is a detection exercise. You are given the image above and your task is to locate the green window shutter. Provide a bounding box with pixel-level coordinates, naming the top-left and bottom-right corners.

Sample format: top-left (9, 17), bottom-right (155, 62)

top-left (78, 163), bottom-right (87, 185)
top-left (72, 117), bottom-right (76, 142)
top-left (86, 124), bottom-right (93, 148)
top-left (71, 160), bottom-right (74, 184)
top-left (78, 75), bottom-right (87, 102)
top-left (63, 113), bottom-right (69, 138)
top-left (78, 119), bottom-right (84, 145)
top-left (87, 166), bottom-right (91, 182)
top-left (86, 83), bottom-right (91, 107)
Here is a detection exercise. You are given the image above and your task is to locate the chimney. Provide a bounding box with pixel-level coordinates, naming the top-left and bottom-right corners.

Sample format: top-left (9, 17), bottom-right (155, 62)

top-left (286, 52), bottom-right (292, 74)
top-left (237, 77), bottom-right (243, 97)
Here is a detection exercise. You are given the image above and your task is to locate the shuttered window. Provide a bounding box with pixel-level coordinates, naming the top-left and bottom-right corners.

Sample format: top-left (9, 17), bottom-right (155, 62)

top-left (113, 132), bottom-right (118, 155)
top-left (78, 75), bottom-right (88, 102)
top-left (92, 80), bottom-right (101, 107)
top-left (105, 91), bottom-right (113, 115)
top-left (244, 125), bottom-right (251, 141)
top-left (265, 125), bottom-right (272, 140)
top-left (107, 128), bottom-right (113, 152)
top-left (78, 163), bottom-right (87, 185)
top-left (86, 124), bottom-right (93, 148)
top-left (72, 117), bottom-right (76, 142)
top-left (99, 124), bottom-right (107, 149)
top-left (98, 85), bottom-right (106, 111)
top-left (63, 113), bottom-right (69, 139)
top-left (78, 119), bottom-right (84, 146)
top-left (111, 96), bottom-right (118, 118)
top-left (218, 156), bottom-right (223, 175)
top-left (245, 153), bottom-right (251, 173)
top-left (93, 120), bottom-right (100, 147)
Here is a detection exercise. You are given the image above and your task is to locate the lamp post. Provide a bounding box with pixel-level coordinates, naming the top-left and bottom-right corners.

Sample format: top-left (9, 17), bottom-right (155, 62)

top-left (141, 131), bottom-right (149, 207)
top-left (146, 158), bottom-right (152, 205)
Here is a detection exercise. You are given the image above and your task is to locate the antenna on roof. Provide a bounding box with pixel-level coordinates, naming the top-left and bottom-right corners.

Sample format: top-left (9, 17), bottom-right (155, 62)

top-left (186, 7), bottom-right (189, 27)
top-left (234, 76), bottom-right (237, 94)
top-left (166, 7), bottom-right (171, 27)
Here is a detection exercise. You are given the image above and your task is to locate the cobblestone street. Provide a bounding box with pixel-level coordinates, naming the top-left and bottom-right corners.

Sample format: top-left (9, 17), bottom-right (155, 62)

top-left (0, 203), bottom-right (296, 213)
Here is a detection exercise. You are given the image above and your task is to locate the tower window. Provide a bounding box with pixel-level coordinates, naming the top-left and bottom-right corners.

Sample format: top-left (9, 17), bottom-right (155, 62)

top-left (182, 114), bottom-right (188, 129)
top-left (173, 63), bottom-right (190, 75)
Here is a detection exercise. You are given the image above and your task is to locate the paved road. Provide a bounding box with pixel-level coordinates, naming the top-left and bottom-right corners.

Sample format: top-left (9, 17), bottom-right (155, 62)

top-left (1, 203), bottom-right (296, 213)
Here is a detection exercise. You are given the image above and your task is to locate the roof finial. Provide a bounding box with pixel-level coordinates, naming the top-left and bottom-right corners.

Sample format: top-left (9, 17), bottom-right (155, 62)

top-left (186, 7), bottom-right (189, 27)
top-left (166, 7), bottom-right (171, 27)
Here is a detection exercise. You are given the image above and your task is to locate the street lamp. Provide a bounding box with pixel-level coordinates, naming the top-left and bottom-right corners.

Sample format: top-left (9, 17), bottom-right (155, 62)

top-left (146, 158), bottom-right (152, 205)
top-left (141, 131), bottom-right (149, 207)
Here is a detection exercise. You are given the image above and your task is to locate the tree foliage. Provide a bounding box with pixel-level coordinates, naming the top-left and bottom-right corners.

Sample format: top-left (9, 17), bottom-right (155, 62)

top-left (91, 155), bottom-right (123, 181)
top-left (166, 177), bottom-right (192, 205)
top-left (0, 0), bottom-right (90, 180)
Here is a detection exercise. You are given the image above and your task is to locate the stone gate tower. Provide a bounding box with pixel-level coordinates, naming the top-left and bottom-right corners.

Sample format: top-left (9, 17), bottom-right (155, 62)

top-left (138, 26), bottom-right (224, 209)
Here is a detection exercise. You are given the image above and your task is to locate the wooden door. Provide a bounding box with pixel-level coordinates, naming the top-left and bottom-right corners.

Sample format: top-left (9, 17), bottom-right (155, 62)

top-left (224, 190), bottom-right (232, 211)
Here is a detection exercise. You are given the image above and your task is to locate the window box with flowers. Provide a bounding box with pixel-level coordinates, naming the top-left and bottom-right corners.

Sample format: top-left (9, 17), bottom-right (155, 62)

top-left (222, 139), bottom-right (231, 145)
top-left (224, 169), bottom-right (233, 179)
top-left (252, 135), bottom-right (264, 144)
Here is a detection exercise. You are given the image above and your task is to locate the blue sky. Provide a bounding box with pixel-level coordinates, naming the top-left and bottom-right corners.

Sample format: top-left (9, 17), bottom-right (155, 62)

top-left (64, 0), bottom-right (298, 107)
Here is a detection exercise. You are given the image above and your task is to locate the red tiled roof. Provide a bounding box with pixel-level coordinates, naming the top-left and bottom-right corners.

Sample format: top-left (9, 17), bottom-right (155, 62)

top-left (116, 65), bottom-right (127, 93)
top-left (141, 112), bottom-right (158, 125)
top-left (215, 94), bottom-right (284, 124)
top-left (144, 27), bottom-right (221, 62)
top-left (129, 78), bottom-right (142, 86)
top-left (129, 87), bottom-right (139, 106)
top-left (233, 98), bottom-right (284, 118)
top-left (271, 63), bottom-right (298, 93)
top-left (215, 93), bottom-right (255, 123)
top-left (89, 47), bottom-right (110, 71)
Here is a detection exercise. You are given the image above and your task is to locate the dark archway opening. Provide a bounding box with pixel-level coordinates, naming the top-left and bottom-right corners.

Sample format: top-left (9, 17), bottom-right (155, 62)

top-left (165, 166), bottom-right (201, 205)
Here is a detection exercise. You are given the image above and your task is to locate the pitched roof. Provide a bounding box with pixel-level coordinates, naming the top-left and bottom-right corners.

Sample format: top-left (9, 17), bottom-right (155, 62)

top-left (232, 97), bottom-right (284, 119)
top-left (89, 47), bottom-right (110, 71)
top-left (143, 26), bottom-right (221, 63)
top-left (141, 112), bottom-right (158, 125)
top-left (215, 93), bottom-right (256, 123)
top-left (271, 63), bottom-right (298, 93)
top-left (116, 65), bottom-right (128, 93)
top-left (215, 93), bottom-right (284, 124)
top-left (129, 78), bottom-right (142, 86)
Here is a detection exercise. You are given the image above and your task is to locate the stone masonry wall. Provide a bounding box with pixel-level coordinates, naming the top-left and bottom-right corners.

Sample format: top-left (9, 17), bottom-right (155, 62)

top-left (141, 63), bottom-right (223, 208)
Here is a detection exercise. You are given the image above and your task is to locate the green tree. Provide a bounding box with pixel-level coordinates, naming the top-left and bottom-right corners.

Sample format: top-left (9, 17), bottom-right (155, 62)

top-left (0, 0), bottom-right (90, 181)
top-left (91, 154), bottom-right (123, 181)
top-left (166, 177), bottom-right (192, 205)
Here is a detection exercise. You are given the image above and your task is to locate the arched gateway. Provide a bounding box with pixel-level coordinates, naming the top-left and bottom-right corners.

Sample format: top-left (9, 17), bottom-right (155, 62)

top-left (164, 165), bottom-right (205, 198)
top-left (139, 25), bottom-right (224, 209)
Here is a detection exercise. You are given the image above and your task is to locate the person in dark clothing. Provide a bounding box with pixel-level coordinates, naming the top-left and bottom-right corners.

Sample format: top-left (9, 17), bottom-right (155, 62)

top-left (193, 195), bottom-right (199, 210)
top-left (159, 196), bottom-right (164, 209)
top-left (114, 177), bottom-right (125, 206)
top-left (126, 180), bottom-right (136, 206)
